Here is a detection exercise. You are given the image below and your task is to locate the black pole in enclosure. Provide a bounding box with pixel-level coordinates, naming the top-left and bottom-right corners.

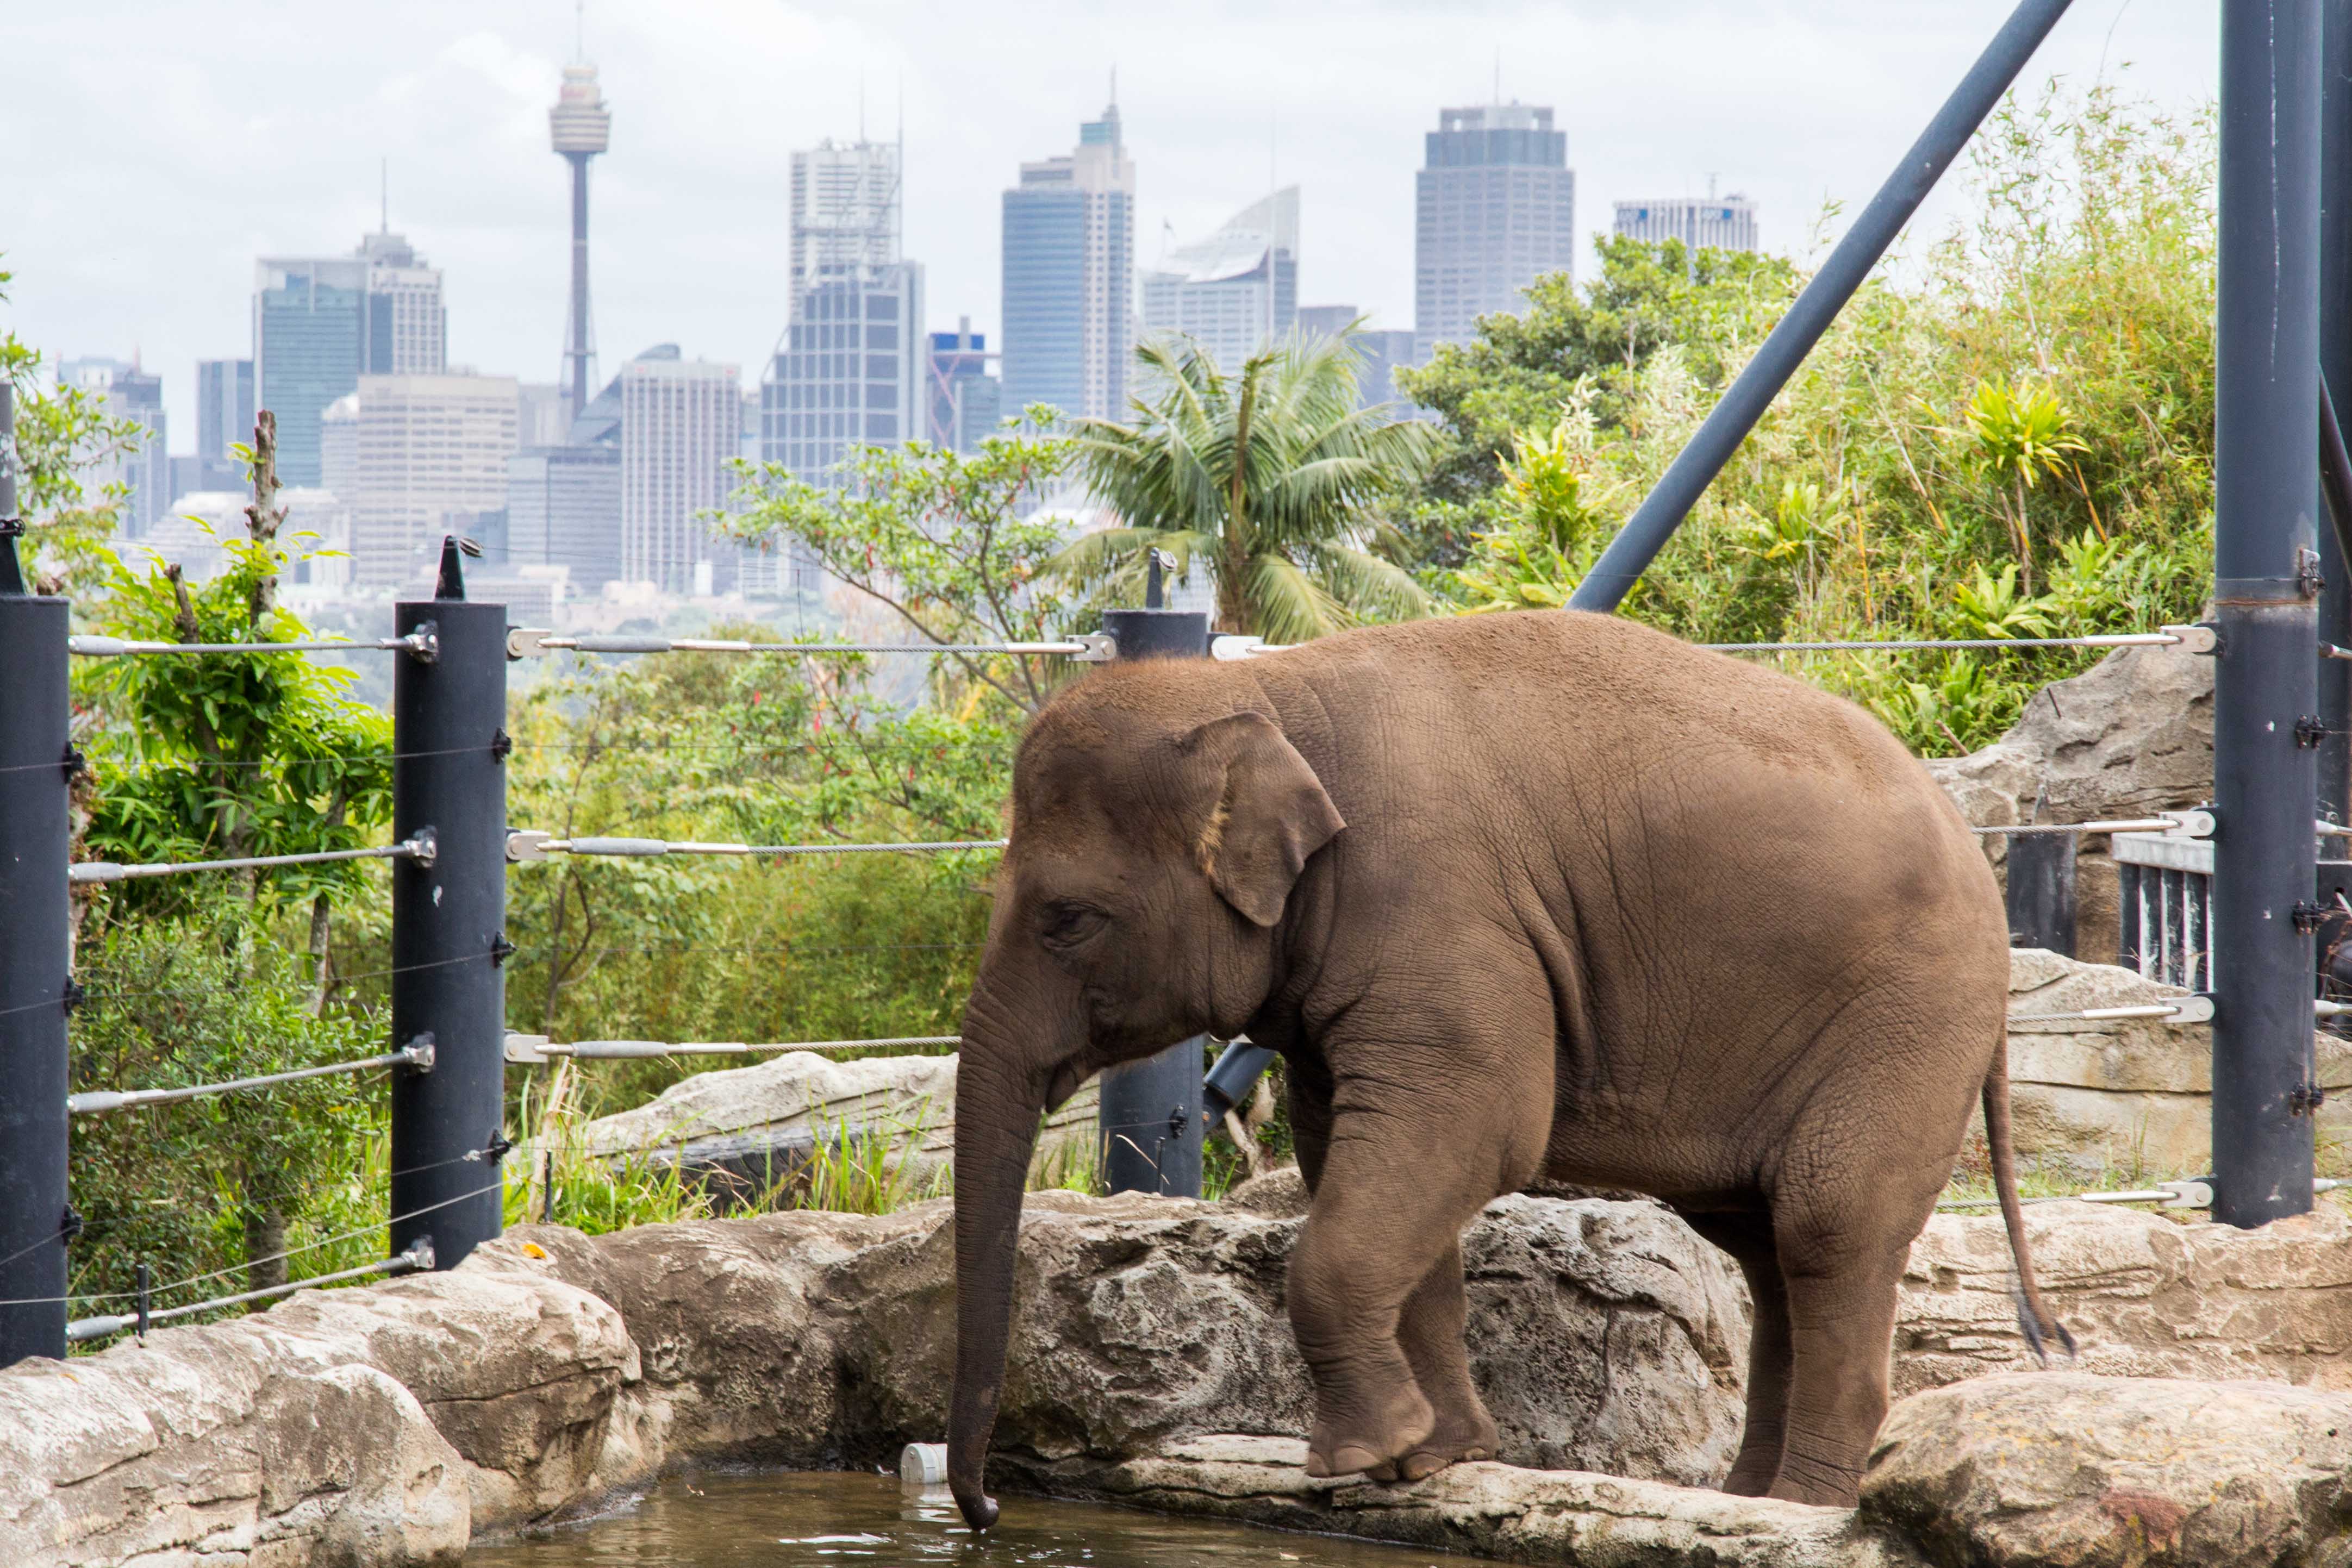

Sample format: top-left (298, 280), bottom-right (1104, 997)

top-left (390, 543), bottom-right (510, 1265)
top-left (0, 407), bottom-right (74, 1368)
top-left (1096, 602), bottom-right (1208, 1198)
top-left (2005, 832), bottom-right (2078, 958)
top-left (1566, 0), bottom-right (2075, 612)
top-left (2320, 0), bottom-right (2352, 829)
top-left (2213, 0), bottom-right (2323, 1229)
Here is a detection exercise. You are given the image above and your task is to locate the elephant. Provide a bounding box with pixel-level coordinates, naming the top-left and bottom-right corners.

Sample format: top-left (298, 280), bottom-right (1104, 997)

top-left (946, 610), bottom-right (2068, 1528)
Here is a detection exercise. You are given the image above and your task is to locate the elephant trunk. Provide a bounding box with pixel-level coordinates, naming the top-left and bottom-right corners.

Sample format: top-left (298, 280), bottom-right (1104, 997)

top-left (948, 1008), bottom-right (1046, 1530)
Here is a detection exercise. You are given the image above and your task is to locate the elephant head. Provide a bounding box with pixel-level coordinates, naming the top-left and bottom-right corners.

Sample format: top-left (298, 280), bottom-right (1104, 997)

top-left (947, 688), bottom-right (1345, 1528)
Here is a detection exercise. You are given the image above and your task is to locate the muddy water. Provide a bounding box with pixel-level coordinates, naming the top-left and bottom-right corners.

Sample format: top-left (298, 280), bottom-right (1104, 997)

top-left (466, 1471), bottom-right (1446, 1568)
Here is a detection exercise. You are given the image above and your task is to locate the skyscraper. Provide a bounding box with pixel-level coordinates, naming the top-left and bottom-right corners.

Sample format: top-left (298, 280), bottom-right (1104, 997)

top-left (195, 357), bottom-right (254, 489)
top-left (621, 348), bottom-right (741, 593)
top-left (1415, 102), bottom-right (1576, 348)
top-left (252, 230), bottom-right (445, 486)
top-left (1613, 192), bottom-right (1760, 253)
top-left (1140, 186), bottom-right (1300, 372)
top-left (760, 138), bottom-right (925, 497)
top-left (927, 318), bottom-right (1001, 453)
top-left (550, 58), bottom-right (612, 420)
top-left (349, 373), bottom-right (518, 586)
top-left (1002, 101), bottom-right (1136, 421)
top-left (508, 364), bottom-right (622, 594)
top-left (59, 357), bottom-right (167, 536)
top-left (1294, 307), bottom-right (1428, 414)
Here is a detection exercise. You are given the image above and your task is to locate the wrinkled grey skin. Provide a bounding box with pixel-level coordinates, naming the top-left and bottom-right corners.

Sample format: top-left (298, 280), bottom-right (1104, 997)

top-left (948, 611), bottom-right (2058, 1528)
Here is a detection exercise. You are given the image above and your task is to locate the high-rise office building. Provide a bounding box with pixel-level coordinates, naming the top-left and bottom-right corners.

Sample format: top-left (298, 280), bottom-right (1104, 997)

top-left (60, 357), bottom-right (168, 536)
top-left (253, 229), bottom-right (446, 486)
top-left (195, 357), bottom-right (254, 490)
top-left (1140, 187), bottom-right (1299, 372)
top-left (508, 363), bottom-right (623, 594)
top-left (320, 393), bottom-right (359, 502)
top-left (621, 348), bottom-right (740, 593)
top-left (927, 319), bottom-right (1002, 452)
top-left (1415, 102), bottom-right (1576, 347)
top-left (760, 138), bottom-right (924, 513)
top-left (1002, 102), bottom-right (1136, 421)
top-left (1294, 307), bottom-right (1428, 414)
top-left (349, 373), bottom-right (517, 586)
top-left (1613, 192), bottom-right (1760, 253)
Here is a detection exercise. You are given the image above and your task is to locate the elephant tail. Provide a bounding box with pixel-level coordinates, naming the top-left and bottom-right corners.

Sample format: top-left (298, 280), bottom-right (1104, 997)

top-left (1982, 1043), bottom-right (2076, 1363)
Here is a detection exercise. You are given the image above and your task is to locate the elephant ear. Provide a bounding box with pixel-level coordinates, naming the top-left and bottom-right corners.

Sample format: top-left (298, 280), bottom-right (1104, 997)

top-left (1184, 711), bottom-right (1345, 927)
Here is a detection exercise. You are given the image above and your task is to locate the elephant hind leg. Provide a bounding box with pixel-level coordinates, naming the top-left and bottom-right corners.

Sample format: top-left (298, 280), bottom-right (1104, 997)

top-left (1680, 1211), bottom-right (1790, 1497)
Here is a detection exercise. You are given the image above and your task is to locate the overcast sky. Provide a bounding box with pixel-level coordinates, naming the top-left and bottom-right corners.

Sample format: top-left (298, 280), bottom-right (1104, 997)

top-left (1, 1), bottom-right (2218, 452)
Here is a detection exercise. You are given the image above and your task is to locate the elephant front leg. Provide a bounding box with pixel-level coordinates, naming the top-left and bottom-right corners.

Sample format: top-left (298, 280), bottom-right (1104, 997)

top-left (1367, 1242), bottom-right (1498, 1483)
top-left (1287, 1121), bottom-right (1515, 1479)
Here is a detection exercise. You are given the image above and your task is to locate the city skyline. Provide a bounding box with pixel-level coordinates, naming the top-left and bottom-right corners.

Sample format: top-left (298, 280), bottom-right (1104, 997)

top-left (3, 2), bottom-right (2221, 466)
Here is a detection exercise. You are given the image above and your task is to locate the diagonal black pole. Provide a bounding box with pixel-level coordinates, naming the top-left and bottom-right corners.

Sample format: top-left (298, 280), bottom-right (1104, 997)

top-left (1567, 0), bottom-right (2076, 611)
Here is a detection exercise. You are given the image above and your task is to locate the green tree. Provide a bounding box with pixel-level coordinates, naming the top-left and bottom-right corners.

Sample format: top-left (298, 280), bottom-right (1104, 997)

top-left (1393, 236), bottom-right (1802, 564)
top-left (1054, 332), bottom-right (1438, 640)
top-left (2, 260), bottom-right (144, 590)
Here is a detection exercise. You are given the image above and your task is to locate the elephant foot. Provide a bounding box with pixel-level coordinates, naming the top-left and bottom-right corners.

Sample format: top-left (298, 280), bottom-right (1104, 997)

top-left (1359, 1416), bottom-right (1497, 1484)
top-left (1304, 1388), bottom-right (1436, 1481)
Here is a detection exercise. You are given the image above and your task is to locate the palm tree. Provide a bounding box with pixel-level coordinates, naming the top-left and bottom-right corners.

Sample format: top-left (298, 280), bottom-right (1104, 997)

top-left (1053, 330), bottom-right (1439, 640)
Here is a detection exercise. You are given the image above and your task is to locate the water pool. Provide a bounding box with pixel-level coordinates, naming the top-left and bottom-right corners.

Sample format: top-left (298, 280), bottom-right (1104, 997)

top-left (465, 1470), bottom-right (1448, 1568)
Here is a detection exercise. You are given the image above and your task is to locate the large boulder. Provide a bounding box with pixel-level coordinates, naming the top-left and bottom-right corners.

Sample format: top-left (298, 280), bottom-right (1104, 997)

top-left (1996, 948), bottom-right (2352, 1174)
top-left (1895, 1201), bottom-right (2352, 1396)
top-left (497, 1183), bottom-right (1751, 1486)
top-left (0, 1264), bottom-right (629, 1566)
top-left (574, 1050), bottom-right (1099, 1205)
top-left (1927, 640), bottom-right (2213, 963)
top-left (1861, 1372), bottom-right (2352, 1568)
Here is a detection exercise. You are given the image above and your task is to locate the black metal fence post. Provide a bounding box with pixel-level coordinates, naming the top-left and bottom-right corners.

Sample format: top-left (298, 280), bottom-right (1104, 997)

top-left (1096, 599), bottom-right (1208, 1198)
top-left (0, 390), bottom-right (73, 1367)
top-left (2320, 0), bottom-right (2352, 826)
top-left (2005, 832), bottom-right (2078, 957)
top-left (390, 542), bottom-right (509, 1265)
top-left (2213, 0), bottom-right (2324, 1229)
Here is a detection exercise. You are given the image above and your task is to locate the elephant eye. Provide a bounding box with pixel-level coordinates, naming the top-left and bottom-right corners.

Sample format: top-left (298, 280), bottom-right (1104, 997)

top-left (1039, 902), bottom-right (1110, 951)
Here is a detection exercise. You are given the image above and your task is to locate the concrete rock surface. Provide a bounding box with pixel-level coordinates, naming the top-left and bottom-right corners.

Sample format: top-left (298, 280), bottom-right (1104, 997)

top-left (1001, 1434), bottom-right (1918, 1568)
top-left (573, 1050), bottom-right (1098, 1203)
top-left (1861, 1372), bottom-right (2352, 1568)
top-left (1927, 639), bottom-right (2213, 963)
top-left (1997, 948), bottom-right (2352, 1173)
top-left (1898, 1200), bottom-right (2352, 1395)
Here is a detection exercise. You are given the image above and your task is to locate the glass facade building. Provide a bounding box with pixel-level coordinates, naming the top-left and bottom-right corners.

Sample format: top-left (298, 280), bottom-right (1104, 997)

top-left (1002, 103), bottom-right (1134, 422)
top-left (195, 357), bottom-right (255, 490)
top-left (1613, 193), bottom-right (1760, 253)
top-left (1414, 103), bottom-right (1576, 348)
top-left (253, 231), bottom-right (444, 486)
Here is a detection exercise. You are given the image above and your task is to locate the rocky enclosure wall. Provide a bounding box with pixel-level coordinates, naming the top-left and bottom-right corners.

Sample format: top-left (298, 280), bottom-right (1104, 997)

top-left (8, 1178), bottom-right (2352, 1567)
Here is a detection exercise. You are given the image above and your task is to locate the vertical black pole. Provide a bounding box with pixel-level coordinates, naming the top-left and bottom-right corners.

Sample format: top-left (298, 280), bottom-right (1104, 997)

top-left (2214, 0), bottom-right (2323, 1228)
top-left (1096, 604), bottom-right (1207, 1198)
top-left (0, 393), bottom-right (73, 1365)
top-left (390, 541), bottom-right (509, 1264)
top-left (2004, 832), bottom-right (2078, 957)
top-left (2321, 0), bottom-right (2352, 827)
